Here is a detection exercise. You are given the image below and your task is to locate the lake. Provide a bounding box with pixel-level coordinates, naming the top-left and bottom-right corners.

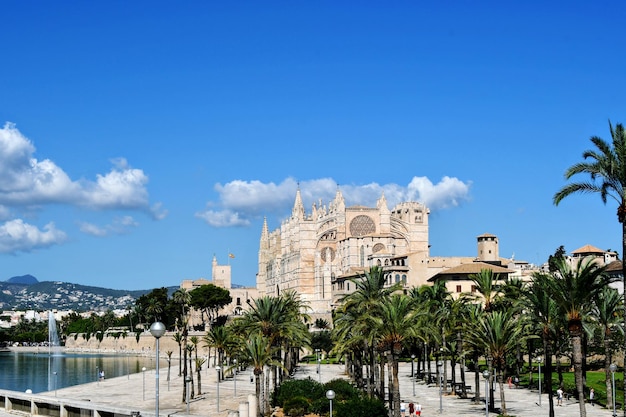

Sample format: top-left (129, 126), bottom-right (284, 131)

top-left (0, 350), bottom-right (160, 393)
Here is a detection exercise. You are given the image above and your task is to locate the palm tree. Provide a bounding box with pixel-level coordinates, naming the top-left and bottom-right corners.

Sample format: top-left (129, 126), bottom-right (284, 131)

top-left (468, 310), bottom-right (523, 416)
top-left (186, 344), bottom-right (195, 398)
top-left (172, 332), bottom-right (183, 376)
top-left (525, 271), bottom-right (561, 417)
top-left (203, 325), bottom-right (233, 374)
top-left (195, 357), bottom-right (207, 395)
top-left (374, 294), bottom-right (420, 417)
top-left (469, 269), bottom-right (502, 313)
top-left (547, 257), bottom-right (611, 417)
top-left (240, 334), bottom-right (283, 416)
top-left (165, 350), bottom-right (173, 387)
top-left (592, 286), bottom-right (623, 408)
top-left (553, 120), bottom-right (626, 415)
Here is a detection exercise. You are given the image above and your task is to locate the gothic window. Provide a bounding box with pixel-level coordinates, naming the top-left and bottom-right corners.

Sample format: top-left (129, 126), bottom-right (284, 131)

top-left (384, 259), bottom-right (389, 266)
top-left (402, 274), bottom-right (407, 284)
top-left (395, 274), bottom-right (400, 283)
top-left (320, 247), bottom-right (336, 262)
top-left (360, 246), bottom-right (365, 266)
top-left (377, 259), bottom-right (381, 266)
top-left (350, 215), bottom-right (376, 236)
top-left (372, 243), bottom-right (385, 253)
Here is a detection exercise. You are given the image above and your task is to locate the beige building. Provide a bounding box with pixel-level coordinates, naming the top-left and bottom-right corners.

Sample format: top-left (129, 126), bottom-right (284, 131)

top-left (181, 255), bottom-right (258, 328)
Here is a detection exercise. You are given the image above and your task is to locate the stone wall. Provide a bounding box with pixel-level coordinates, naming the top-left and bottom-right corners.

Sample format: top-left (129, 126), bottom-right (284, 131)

top-left (64, 331), bottom-right (208, 358)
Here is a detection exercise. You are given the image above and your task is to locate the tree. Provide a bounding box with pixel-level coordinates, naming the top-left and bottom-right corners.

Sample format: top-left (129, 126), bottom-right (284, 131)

top-left (468, 310), bottom-right (523, 416)
top-left (547, 257), bottom-right (611, 417)
top-left (553, 120), bottom-right (626, 416)
top-left (189, 284), bottom-right (232, 328)
top-left (592, 286), bottom-right (623, 408)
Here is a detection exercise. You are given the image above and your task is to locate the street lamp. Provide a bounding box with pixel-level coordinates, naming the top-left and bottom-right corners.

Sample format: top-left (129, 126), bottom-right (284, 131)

top-left (537, 357), bottom-right (542, 406)
top-left (185, 375), bottom-right (192, 414)
top-left (96, 366), bottom-right (99, 384)
top-left (142, 367), bottom-right (147, 401)
top-left (482, 370), bottom-right (490, 417)
top-left (437, 360), bottom-right (443, 413)
top-left (411, 354), bottom-right (416, 396)
top-left (216, 366), bottom-right (221, 412)
top-left (326, 389), bottom-right (336, 417)
top-left (610, 363), bottom-right (617, 417)
top-left (53, 371), bottom-right (57, 397)
top-left (150, 322), bottom-right (166, 417)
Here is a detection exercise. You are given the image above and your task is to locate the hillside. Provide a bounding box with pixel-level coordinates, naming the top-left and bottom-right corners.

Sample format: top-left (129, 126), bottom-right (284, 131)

top-left (0, 276), bottom-right (176, 311)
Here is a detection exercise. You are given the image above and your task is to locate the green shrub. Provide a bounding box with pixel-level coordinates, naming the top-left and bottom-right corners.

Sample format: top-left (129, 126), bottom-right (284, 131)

top-left (272, 378), bottom-right (325, 408)
top-left (335, 397), bottom-right (387, 417)
top-left (283, 396), bottom-right (311, 417)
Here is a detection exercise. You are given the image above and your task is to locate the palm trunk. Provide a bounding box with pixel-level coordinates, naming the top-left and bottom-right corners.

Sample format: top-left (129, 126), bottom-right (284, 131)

top-left (544, 336), bottom-right (555, 417)
top-left (473, 353), bottom-right (480, 404)
top-left (254, 369), bottom-right (262, 416)
top-left (390, 352), bottom-right (400, 417)
top-left (498, 368), bottom-right (507, 416)
top-left (622, 220), bottom-right (626, 417)
top-left (605, 335), bottom-right (614, 411)
top-left (571, 329), bottom-right (587, 417)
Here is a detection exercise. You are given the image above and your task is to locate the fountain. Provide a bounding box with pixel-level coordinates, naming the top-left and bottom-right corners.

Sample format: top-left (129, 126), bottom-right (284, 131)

top-left (48, 312), bottom-right (60, 348)
top-left (48, 311), bottom-right (61, 392)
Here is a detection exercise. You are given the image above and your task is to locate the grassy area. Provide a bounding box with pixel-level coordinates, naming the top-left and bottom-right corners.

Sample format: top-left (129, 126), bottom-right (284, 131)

top-left (521, 370), bottom-right (624, 409)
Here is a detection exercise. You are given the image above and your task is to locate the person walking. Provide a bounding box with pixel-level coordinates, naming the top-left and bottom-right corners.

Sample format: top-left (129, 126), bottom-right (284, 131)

top-left (401, 401), bottom-right (406, 417)
top-left (590, 388), bottom-right (595, 406)
top-left (556, 387), bottom-right (563, 406)
top-left (408, 402), bottom-right (414, 416)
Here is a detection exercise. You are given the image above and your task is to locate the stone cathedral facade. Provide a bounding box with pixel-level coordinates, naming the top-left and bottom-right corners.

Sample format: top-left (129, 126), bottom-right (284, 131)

top-left (256, 188), bottom-right (431, 321)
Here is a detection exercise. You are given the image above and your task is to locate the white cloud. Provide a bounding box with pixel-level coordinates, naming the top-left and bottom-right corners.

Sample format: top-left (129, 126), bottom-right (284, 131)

top-left (78, 216), bottom-right (139, 237)
top-left (197, 176), bottom-right (471, 227)
top-left (0, 123), bottom-right (163, 216)
top-left (0, 219), bottom-right (67, 254)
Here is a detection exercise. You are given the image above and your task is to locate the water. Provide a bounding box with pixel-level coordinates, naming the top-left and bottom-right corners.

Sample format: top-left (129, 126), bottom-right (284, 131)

top-left (0, 351), bottom-right (156, 394)
top-left (48, 312), bottom-right (60, 348)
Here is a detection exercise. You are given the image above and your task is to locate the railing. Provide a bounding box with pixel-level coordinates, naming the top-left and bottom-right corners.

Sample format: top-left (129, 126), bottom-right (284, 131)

top-left (0, 389), bottom-right (147, 417)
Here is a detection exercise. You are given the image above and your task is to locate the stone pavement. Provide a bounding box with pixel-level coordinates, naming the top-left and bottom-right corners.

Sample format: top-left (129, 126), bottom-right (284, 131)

top-left (35, 361), bottom-right (619, 417)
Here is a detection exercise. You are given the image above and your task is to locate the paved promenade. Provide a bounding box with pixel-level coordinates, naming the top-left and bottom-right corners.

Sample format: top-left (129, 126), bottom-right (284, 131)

top-left (21, 362), bottom-right (620, 417)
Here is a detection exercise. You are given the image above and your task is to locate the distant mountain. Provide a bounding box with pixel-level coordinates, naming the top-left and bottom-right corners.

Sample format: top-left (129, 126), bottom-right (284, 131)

top-left (0, 278), bottom-right (178, 311)
top-left (6, 274), bottom-right (38, 285)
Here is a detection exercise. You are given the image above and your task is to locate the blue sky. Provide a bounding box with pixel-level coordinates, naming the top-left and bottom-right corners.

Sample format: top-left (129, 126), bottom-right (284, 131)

top-left (1, 1), bottom-right (625, 290)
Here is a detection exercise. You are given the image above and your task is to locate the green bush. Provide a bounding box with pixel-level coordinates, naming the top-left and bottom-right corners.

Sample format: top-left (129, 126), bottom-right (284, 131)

top-left (335, 397), bottom-right (387, 417)
top-left (283, 396), bottom-right (311, 417)
top-left (272, 378), bottom-right (325, 408)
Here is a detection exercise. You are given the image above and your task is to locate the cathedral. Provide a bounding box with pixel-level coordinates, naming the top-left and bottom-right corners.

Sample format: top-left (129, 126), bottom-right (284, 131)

top-left (256, 188), bottom-right (431, 320)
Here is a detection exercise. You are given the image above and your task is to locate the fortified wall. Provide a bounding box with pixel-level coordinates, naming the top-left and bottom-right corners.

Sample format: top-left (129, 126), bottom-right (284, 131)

top-left (64, 331), bottom-right (207, 357)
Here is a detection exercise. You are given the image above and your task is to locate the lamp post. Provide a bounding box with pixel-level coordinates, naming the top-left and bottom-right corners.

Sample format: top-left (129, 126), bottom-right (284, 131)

top-left (150, 322), bottom-right (166, 417)
top-left (96, 366), bottom-right (99, 384)
top-left (142, 367), bottom-right (147, 401)
top-left (185, 375), bottom-right (192, 414)
top-left (216, 366), bottom-right (221, 412)
top-left (437, 360), bottom-right (443, 413)
top-left (537, 357), bottom-right (542, 406)
top-left (411, 354), bottom-right (416, 396)
top-left (482, 370), bottom-right (490, 417)
top-left (53, 371), bottom-right (57, 397)
top-left (326, 390), bottom-right (335, 417)
top-left (610, 363), bottom-right (617, 417)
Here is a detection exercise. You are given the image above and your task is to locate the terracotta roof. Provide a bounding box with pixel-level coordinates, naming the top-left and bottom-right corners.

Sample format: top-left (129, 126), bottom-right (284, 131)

top-left (605, 260), bottom-right (624, 273)
top-left (571, 244), bottom-right (606, 254)
top-left (428, 261), bottom-right (511, 282)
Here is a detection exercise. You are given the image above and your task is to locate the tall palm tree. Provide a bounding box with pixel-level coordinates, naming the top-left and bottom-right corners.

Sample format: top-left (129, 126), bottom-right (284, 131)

top-left (337, 266), bottom-right (401, 398)
top-left (525, 271), bottom-right (561, 417)
top-left (172, 332), bottom-right (183, 376)
top-left (553, 120), bottom-right (626, 415)
top-left (547, 257), bottom-right (611, 417)
top-left (468, 310), bottom-right (523, 416)
top-left (240, 334), bottom-right (283, 416)
top-left (592, 286), bottom-right (623, 408)
top-left (374, 294), bottom-right (420, 417)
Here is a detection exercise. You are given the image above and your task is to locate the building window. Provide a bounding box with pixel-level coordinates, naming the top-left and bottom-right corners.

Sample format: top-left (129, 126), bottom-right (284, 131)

top-left (402, 274), bottom-right (407, 284)
top-left (471, 285), bottom-right (476, 293)
top-left (360, 246), bottom-right (365, 267)
top-left (236, 297), bottom-right (241, 306)
top-left (456, 285), bottom-right (462, 293)
top-left (395, 274), bottom-right (400, 283)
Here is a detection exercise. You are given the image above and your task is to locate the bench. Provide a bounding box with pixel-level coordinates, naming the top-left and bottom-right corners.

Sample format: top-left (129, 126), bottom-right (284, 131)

top-left (451, 382), bottom-right (472, 392)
